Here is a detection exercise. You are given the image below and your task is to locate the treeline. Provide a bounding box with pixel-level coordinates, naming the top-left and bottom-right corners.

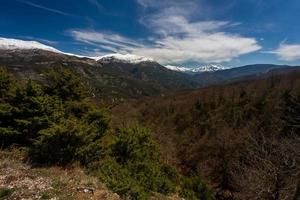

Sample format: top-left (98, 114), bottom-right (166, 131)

top-left (113, 70), bottom-right (300, 200)
top-left (0, 67), bottom-right (213, 200)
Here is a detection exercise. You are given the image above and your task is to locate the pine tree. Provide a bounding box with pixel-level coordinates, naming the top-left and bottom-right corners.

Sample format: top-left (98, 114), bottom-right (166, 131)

top-left (45, 66), bottom-right (88, 101)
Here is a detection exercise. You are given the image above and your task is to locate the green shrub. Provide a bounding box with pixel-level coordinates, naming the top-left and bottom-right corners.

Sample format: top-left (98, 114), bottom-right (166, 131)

top-left (29, 119), bottom-right (85, 165)
top-left (88, 127), bottom-right (179, 199)
top-left (91, 158), bottom-right (149, 200)
top-left (180, 175), bottom-right (214, 200)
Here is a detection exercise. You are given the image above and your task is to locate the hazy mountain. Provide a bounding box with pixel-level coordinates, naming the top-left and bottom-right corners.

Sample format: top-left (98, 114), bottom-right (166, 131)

top-left (194, 64), bottom-right (297, 85)
top-left (164, 64), bottom-right (229, 73)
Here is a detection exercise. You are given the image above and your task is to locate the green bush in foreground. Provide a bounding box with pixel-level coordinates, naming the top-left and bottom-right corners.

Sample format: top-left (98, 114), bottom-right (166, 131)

top-left (89, 127), bottom-right (179, 199)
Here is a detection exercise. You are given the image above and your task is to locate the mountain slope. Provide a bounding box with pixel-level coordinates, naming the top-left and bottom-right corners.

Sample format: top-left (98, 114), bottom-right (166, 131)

top-left (0, 49), bottom-right (200, 100)
top-left (98, 58), bottom-right (199, 91)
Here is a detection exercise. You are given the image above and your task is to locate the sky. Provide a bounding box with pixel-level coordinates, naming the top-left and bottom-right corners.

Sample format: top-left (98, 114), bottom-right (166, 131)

top-left (1, 0), bottom-right (300, 67)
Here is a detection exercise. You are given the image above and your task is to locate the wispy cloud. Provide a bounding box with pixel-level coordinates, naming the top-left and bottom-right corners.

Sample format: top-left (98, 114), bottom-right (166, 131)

top-left (70, 0), bottom-right (261, 64)
top-left (18, 0), bottom-right (75, 17)
top-left (70, 30), bottom-right (145, 53)
top-left (266, 44), bottom-right (300, 61)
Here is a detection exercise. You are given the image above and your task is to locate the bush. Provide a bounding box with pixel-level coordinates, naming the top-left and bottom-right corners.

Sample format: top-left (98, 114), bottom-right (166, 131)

top-left (88, 127), bottom-right (179, 199)
top-left (180, 175), bottom-right (214, 200)
top-left (29, 119), bottom-right (85, 165)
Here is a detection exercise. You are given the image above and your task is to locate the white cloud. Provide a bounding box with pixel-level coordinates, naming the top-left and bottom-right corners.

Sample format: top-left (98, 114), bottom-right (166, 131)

top-left (130, 33), bottom-right (260, 63)
top-left (267, 44), bottom-right (300, 61)
top-left (70, 1), bottom-right (261, 64)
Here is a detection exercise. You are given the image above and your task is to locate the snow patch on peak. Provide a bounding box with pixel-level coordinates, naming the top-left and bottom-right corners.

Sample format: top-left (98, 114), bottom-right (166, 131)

top-left (0, 37), bottom-right (60, 53)
top-left (97, 53), bottom-right (155, 64)
top-left (164, 64), bottom-right (230, 73)
top-left (0, 37), bottom-right (97, 60)
top-left (194, 64), bottom-right (229, 72)
top-left (164, 65), bottom-right (192, 72)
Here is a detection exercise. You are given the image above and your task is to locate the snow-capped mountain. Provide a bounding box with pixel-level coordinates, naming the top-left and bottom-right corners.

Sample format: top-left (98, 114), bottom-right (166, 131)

top-left (164, 65), bottom-right (192, 72)
top-left (96, 53), bottom-right (154, 64)
top-left (165, 64), bottom-right (230, 73)
top-left (0, 37), bottom-right (91, 59)
top-left (0, 37), bottom-right (61, 53)
top-left (0, 37), bottom-right (155, 64)
top-left (193, 64), bottom-right (229, 72)
top-left (1, 37), bottom-right (228, 70)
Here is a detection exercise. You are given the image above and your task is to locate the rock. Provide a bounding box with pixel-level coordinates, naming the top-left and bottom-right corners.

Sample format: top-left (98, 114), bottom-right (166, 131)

top-left (76, 187), bottom-right (94, 194)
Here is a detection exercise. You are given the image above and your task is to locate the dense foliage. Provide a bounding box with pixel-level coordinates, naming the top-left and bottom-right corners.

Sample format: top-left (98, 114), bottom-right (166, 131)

top-left (0, 67), bottom-right (212, 199)
top-left (113, 70), bottom-right (300, 200)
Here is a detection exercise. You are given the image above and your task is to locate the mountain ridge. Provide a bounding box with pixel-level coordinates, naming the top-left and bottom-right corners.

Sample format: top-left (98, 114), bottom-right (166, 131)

top-left (1, 37), bottom-right (299, 100)
top-left (164, 64), bottom-right (230, 73)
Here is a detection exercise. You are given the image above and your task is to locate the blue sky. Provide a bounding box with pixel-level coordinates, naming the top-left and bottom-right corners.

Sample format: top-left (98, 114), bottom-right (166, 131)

top-left (1, 0), bottom-right (300, 67)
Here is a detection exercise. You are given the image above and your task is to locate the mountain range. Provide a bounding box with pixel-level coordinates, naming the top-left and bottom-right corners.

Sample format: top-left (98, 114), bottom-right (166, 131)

top-left (164, 64), bottom-right (230, 73)
top-left (0, 37), bottom-right (299, 100)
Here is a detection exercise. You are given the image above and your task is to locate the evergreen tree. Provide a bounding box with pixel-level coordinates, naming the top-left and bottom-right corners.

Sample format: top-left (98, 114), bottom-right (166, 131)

top-left (44, 66), bottom-right (87, 101)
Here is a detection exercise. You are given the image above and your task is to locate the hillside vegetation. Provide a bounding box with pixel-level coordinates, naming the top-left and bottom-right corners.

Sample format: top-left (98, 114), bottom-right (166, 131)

top-left (113, 69), bottom-right (300, 200)
top-left (2, 65), bottom-right (300, 199)
top-left (0, 66), bottom-right (212, 200)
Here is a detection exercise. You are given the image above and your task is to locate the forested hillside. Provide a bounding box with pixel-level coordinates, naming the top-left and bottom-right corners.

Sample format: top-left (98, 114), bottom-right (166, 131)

top-left (113, 69), bottom-right (300, 200)
top-left (1, 65), bottom-right (300, 199)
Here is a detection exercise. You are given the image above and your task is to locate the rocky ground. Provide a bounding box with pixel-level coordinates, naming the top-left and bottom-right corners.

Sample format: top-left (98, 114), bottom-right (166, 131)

top-left (0, 149), bottom-right (183, 200)
top-left (0, 149), bottom-right (120, 200)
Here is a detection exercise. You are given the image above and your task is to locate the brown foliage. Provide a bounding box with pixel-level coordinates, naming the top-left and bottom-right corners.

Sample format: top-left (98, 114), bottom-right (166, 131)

top-left (112, 69), bottom-right (300, 199)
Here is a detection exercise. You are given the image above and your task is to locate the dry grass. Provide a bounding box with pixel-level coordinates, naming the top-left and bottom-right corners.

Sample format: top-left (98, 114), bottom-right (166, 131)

top-left (0, 149), bottom-right (184, 200)
top-left (0, 149), bottom-right (120, 200)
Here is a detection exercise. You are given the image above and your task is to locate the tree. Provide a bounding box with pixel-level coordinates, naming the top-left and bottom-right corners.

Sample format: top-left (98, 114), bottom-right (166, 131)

top-left (45, 66), bottom-right (88, 101)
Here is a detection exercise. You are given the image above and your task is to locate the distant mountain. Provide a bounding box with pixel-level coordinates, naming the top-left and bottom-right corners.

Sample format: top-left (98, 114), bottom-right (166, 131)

top-left (164, 64), bottom-right (230, 73)
top-left (194, 64), bottom-right (298, 86)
